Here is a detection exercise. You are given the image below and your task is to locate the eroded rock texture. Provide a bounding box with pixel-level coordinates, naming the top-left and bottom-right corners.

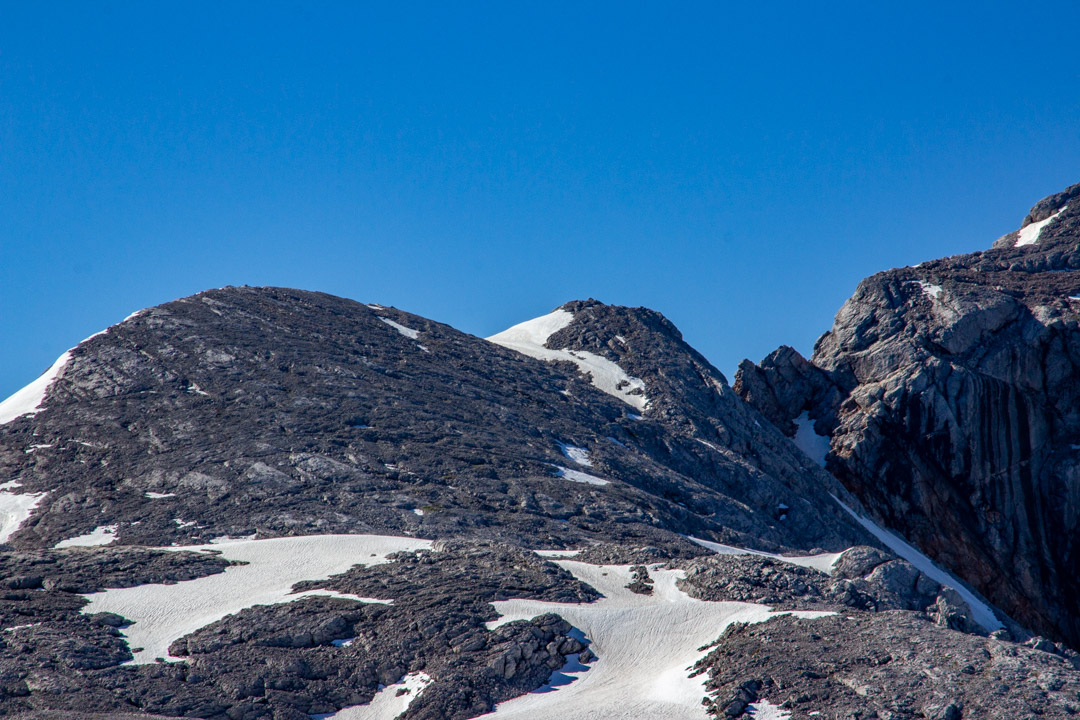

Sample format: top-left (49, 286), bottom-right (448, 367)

top-left (736, 182), bottom-right (1080, 647)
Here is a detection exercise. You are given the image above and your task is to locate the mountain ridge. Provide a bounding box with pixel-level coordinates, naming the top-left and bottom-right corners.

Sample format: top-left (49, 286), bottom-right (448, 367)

top-left (3, 184), bottom-right (1080, 718)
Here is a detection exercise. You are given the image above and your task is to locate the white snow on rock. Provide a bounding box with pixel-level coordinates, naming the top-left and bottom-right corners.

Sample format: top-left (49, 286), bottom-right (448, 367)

top-left (55, 525), bottom-right (118, 548)
top-left (792, 412), bottom-right (830, 467)
top-left (1016, 205), bottom-right (1068, 247)
top-left (534, 549), bottom-right (583, 558)
top-left (315, 672), bottom-right (433, 720)
top-left (830, 495), bottom-right (1004, 632)
top-left (686, 536), bottom-right (843, 575)
top-left (0, 309), bottom-right (146, 426)
top-left (480, 561), bottom-right (833, 719)
top-left (0, 483), bottom-right (46, 543)
top-left (144, 492), bottom-right (176, 499)
top-left (378, 316), bottom-right (420, 339)
top-left (554, 466), bottom-right (610, 486)
top-left (0, 350), bottom-right (73, 425)
top-left (746, 699), bottom-right (791, 719)
top-left (558, 443), bottom-right (593, 467)
top-left (488, 309), bottom-right (649, 411)
top-left (917, 281), bottom-right (943, 300)
top-left (81, 534), bottom-right (433, 664)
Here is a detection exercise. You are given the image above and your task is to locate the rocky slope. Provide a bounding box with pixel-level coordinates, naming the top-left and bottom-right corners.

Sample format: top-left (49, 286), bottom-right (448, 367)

top-left (736, 181), bottom-right (1080, 649)
top-left (0, 287), bottom-right (867, 554)
top-left (0, 277), bottom-right (1071, 719)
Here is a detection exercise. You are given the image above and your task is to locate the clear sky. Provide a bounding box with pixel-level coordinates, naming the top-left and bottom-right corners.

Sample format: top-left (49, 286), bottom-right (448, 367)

top-left (3, 2), bottom-right (1079, 400)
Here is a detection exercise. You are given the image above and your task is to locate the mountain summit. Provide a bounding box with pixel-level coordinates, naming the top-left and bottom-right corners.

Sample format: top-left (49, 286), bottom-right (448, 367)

top-left (737, 181), bottom-right (1080, 648)
top-left (3, 185), bottom-right (1080, 719)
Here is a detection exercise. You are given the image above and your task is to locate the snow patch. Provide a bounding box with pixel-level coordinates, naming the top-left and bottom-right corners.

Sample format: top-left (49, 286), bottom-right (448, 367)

top-left (144, 492), bottom-right (176, 499)
top-left (55, 525), bottom-right (118, 548)
top-left (559, 443), bottom-right (592, 467)
top-left (917, 281), bottom-right (943, 300)
top-left (481, 561), bottom-right (833, 719)
top-left (80, 534), bottom-right (433, 663)
top-left (746, 700), bottom-right (791, 719)
top-left (378, 317), bottom-right (420, 339)
top-left (1016, 205), bottom-right (1068, 247)
top-left (0, 484), bottom-right (46, 543)
top-left (0, 309), bottom-right (150, 425)
top-left (412, 508), bottom-right (425, 516)
top-left (0, 351), bottom-right (73, 425)
top-left (554, 466), bottom-right (610, 486)
top-left (208, 534), bottom-right (258, 544)
top-left (686, 536), bottom-right (843, 575)
top-left (831, 495), bottom-right (1004, 632)
top-left (185, 383), bottom-right (210, 397)
top-left (488, 310), bottom-right (648, 411)
top-left (792, 412), bottom-right (830, 467)
top-left (534, 549), bottom-right (583, 558)
top-left (315, 672), bottom-right (433, 720)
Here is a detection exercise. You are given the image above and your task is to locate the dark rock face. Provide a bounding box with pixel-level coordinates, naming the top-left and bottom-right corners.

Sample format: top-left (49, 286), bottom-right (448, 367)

top-left (736, 182), bottom-right (1080, 647)
top-left (0, 286), bottom-right (869, 555)
top-left (698, 612), bottom-right (1080, 719)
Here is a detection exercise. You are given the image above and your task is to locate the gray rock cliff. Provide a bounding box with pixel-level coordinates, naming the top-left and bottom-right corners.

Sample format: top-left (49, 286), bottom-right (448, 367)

top-left (736, 181), bottom-right (1080, 648)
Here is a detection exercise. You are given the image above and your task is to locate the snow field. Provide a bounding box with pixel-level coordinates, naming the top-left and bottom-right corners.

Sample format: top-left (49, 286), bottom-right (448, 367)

top-left (55, 525), bottom-right (118, 548)
top-left (315, 672), bottom-right (433, 720)
top-left (480, 560), bottom-right (834, 719)
top-left (0, 309), bottom-right (145, 426)
top-left (0, 482), bottom-right (46, 543)
top-left (487, 309), bottom-right (649, 411)
top-left (378, 316), bottom-right (420, 340)
top-left (80, 534), bottom-right (433, 664)
top-left (0, 350), bottom-right (73, 425)
top-left (558, 443), bottom-right (592, 467)
top-left (686, 536), bottom-right (843, 575)
top-left (917, 281), bottom-right (943, 300)
top-left (554, 466), bottom-right (610, 486)
top-left (830, 495), bottom-right (1004, 632)
top-left (1016, 205), bottom-right (1068, 247)
top-left (746, 700), bottom-right (792, 719)
top-left (792, 412), bottom-right (830, 468)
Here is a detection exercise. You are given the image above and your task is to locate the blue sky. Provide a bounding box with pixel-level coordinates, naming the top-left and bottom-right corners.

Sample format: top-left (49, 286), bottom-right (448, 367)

top-left (2, 2), bottom-right (1079, 399)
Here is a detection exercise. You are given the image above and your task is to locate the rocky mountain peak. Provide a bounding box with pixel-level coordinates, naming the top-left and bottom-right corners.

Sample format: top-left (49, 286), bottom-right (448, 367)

top-left (736, 180), bottom-right (1080, 648)
top-left (4, 259), bottom-right (1076, 716)
top-left (992, 181), bottom-right (1080, 249)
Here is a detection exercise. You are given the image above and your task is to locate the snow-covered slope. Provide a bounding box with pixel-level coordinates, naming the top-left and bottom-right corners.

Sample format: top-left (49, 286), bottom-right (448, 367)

top-left (481, 559), bottom-right (833, 719)
top-left (81, 534), bottom-right (433, 663)
top-left (488, 309), bottom-right (649, 410)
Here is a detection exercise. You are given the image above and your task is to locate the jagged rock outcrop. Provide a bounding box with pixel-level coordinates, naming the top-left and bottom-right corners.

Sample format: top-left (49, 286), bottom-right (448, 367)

top-left (736, 181), bottom-right (1080, 648)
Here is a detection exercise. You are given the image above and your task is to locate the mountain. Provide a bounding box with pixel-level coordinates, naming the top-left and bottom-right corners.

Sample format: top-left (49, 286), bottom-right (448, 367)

top-left (3, 186), bottom-right (1080, 719)
top-left (736, 182), bottom-right (1080, 649)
